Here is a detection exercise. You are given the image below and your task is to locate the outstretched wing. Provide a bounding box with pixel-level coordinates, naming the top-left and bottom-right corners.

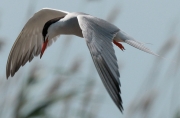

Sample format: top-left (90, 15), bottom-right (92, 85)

top-left (77, 15), bottom-right (123, 112)
top-left (6, 8), bottom-right (68, 78)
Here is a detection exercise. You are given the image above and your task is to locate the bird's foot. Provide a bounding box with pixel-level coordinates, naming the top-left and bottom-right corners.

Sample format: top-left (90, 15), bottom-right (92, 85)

top-left (113, 40), bottom-right (125, 51)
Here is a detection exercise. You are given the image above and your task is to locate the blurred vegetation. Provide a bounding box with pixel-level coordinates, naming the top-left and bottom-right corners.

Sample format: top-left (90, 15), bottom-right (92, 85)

top-left (125, 34), bottom-right (180, 118)
top-left (0, 61), bottom-right (104, 118)
top-left (0, 39), bottom-right (4, 51)
top-left (0, 1), bottom-right (180, 118)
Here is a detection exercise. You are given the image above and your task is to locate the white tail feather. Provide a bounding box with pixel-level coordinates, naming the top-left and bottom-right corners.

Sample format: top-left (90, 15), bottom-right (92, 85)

top-left (117, 30), bottom-right (159, 56)
top-left (125, 39), bottom-right (159, 57)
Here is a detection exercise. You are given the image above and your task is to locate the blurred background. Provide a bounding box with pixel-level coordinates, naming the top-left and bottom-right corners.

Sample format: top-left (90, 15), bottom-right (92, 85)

top-left (0, 0), bottom-right (180, 118)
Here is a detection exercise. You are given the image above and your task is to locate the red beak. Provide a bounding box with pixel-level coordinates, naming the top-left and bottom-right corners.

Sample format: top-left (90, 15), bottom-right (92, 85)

top-left (40, 39), bottom-right (48, 58)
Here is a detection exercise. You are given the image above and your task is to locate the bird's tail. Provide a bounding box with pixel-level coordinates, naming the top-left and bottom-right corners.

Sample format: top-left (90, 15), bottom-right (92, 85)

top-left (125, 39), bottom-right (159, 56)
top-left (118, 30), bottom-right (159, 56)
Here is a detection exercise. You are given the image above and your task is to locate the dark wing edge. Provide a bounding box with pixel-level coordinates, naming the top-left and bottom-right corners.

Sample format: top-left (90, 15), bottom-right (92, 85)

top-left (87, 43), bottom-right (123, 112)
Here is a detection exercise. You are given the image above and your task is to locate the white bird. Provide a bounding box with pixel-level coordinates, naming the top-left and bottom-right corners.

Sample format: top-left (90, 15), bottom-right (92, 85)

top-left (6, 8), bottom-right (158, 112)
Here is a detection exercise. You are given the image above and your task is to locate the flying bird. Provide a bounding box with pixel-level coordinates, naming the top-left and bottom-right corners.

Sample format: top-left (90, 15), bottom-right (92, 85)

top-left (6, 8), bottom-right (158, 112)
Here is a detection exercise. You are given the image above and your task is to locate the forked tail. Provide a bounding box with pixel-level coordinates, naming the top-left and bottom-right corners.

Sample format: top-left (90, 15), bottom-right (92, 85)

top-left (125, 39), bottom-right (159, 56)
top-left (118, 30), bottom-right (159, 56)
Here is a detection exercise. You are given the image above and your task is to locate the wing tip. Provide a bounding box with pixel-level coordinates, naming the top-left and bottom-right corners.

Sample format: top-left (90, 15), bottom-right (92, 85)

top-left (116, 94), bottom-right (123, 113)
top-left (6, 63), bottom-right (10, 79)
top-left (119, 102), bottom-right (124, 113)
top-left (6, 70), bottom-right (14, 80)
top-left (6, 73), bottom-right (10, 80)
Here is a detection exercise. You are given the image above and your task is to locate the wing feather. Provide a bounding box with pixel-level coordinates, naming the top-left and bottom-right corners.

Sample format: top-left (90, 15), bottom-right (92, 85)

top-left (77, 15), bottom-right (123, 112)
top-left (6, 8), bottom-right (68, 78)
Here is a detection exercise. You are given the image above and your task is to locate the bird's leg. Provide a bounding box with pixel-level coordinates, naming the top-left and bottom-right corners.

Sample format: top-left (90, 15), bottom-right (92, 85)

top-left (113, 40), bottom-right (125, 51)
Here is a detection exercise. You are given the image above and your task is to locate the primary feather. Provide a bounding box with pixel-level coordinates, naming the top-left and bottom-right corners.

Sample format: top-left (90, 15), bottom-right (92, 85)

top-left (77, 15), bottom-right (123, 111)
top-left (6, 8), bottom-right (68, 78)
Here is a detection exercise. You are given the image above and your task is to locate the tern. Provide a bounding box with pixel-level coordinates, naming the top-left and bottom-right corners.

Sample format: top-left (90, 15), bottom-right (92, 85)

top-left (6, 8), bottom-right (158, 112)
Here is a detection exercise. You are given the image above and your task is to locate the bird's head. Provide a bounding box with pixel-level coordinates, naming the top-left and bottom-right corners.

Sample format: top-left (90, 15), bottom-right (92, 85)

top-left (40, 17), bottom-right (64, 58)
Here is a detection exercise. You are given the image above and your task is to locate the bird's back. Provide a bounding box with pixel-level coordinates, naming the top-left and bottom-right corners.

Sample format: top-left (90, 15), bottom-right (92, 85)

top-left (60, 12), bottom-right (88, 38)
